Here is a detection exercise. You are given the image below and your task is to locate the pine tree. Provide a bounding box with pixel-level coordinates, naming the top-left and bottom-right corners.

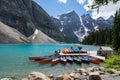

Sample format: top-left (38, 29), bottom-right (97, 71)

top-left (91, 0), bottom-right (119, 9)
top-left (112, 9), bottom-right (120, 51)
top-left (82, 29), bottom-right (112, 45)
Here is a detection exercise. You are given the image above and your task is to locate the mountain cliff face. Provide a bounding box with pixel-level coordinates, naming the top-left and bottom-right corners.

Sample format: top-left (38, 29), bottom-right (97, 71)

top-left (96, 16), bottom-right (114, 29)
top-left (0, 21), bottom-right (27, 43)
top-left (28, 29), bottom-right (57, 44)
top-left (0, 21), bottom-right (57, 44)
top-left (52, 10), bottom-right (82, 42)
top-left (0, 0), bottom-right (35, 37)
top-left (0, 0), bottom-right (114, 43)
top-left (0, 0), bottom-right (63, 43)
top-left (52, 10), bottom-right (114, 42)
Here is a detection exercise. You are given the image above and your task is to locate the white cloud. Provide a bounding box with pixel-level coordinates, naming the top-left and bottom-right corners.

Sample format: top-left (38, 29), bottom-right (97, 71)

top-left (76, 0), bottom-right (86, 4)
top-left (84, 0), bottom-right (94, 11)
top-left (58, 0), bottom-right (67, 4)
top-left (84, 0), bottom-right (120, 19)
top-left (58, 0), bottom-right (86, 4)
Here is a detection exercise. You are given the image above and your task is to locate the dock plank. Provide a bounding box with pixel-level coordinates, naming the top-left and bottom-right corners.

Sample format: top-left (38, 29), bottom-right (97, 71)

top-left (59, 51), bottom-right (105, 61)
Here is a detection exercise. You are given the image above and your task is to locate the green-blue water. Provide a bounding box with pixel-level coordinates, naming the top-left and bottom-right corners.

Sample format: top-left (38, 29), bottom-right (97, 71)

top-left (0, 44), bottom-right (99, 79)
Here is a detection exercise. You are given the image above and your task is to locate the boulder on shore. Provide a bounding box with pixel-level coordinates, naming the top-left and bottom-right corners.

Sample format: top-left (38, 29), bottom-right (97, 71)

top-left (48, 74), bottom-right (54, 79)
top-left (21, 78), bottom-right (28, 80)
top-left (21, 67), bottom-right (120, 80)
top-left (69, 72), bottom-right (75, 78)
top-left (55, 75), bottom-right (63, 80)
top-left (74, 73), bottom-right (82, 79)
top-left (89, 72), bottom-right (101, 80)
top-left (22, 72), bottom-right (50, 80)
top-left (0, 78), bottom-right (13, 80)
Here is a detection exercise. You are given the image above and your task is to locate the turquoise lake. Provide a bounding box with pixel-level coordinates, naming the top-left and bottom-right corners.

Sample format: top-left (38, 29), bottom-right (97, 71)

top-left (0, 44), bottom-right (100, 79)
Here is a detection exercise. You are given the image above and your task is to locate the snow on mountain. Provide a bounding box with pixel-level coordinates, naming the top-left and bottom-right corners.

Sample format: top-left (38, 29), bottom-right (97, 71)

top-left (73, 28), bottom-right (86, 42)
top-left (92, 22), bottom-right (99, 31)
top-left (94, 26), bottom-right (99, 31)
top-left (79, 16), bottom-right (89, 36)
top-left (60, 27), bottom-right (63, 32)
top-left (60, 21), bottom-right (64, 25)
top-left (66, 10), bottom-right (74, 14)
top-left (73, 16), bottom-right (89, 42)
top-left (52, 10), bottom-right (114, 42)
top-left (55, 16), bottom-right (60, 20)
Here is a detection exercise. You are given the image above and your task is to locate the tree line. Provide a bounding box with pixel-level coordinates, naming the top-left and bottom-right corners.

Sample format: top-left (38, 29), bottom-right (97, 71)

top-left (82, 9), bottom-right (120, 51)
top-left (82, 29), bottom-right (112, 46)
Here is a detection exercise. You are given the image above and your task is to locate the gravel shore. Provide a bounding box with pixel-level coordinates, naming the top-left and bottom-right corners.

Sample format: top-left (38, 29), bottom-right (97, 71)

top-left (1, 66), bottom-right (120, 80)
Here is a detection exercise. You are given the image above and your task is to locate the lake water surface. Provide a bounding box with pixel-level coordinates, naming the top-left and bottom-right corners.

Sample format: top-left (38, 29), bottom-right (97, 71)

top-left (0, 44), bottom-right (100, 79)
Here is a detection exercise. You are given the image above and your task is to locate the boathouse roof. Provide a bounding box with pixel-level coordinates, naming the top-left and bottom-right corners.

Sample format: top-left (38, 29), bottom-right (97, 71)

top-left (100, 46), bottom-right (113, 51)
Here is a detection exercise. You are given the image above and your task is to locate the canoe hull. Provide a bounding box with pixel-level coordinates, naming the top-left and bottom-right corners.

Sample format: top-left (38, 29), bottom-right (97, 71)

top-left (90, 59), bottom-right (102, 65)
top-left (51, 59), bottom-right (60, 66)
top-left (60, 60), bottom-right (67, 65)
top-left (67, 59), bottom-right (73, 64)
top-left (73, 59), bottom-right (82, 65)
top-left (29, 57), bottom-right (39, 61)
top-left (82, 59), bottom-right (90, 64)
top-left (39, 59), bottom-right (51, 64)
top-left (29, 57), bottom-right (45, 61)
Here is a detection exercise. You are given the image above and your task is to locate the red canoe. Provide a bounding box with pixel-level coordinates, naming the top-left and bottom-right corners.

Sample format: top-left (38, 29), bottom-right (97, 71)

top-left (60, 58), bottom-right (67, 65)
top-left (51, 58), bottom-right (60, 66)
top-left (29, 57), bottom-right (45, 61)
top-left (96, 59), bottom-right (104, 63)
top-left (90, 59), bottom-right (102, 65)
top-left (38, 58), bottom-right (52, 64)
top-left (29, 57), bottom-right (39, 61)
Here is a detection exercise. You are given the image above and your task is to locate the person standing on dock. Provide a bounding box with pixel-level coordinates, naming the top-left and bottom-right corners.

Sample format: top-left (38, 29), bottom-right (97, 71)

top-left (99, 46), bottom-right (102, 55)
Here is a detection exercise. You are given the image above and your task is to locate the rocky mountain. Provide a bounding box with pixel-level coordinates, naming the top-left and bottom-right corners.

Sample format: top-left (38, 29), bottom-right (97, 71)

top-left (0, 0), bottom-right (114, 43)
top-left (96, 16), bottom-right (114, 29)
top-left (52, 10), bottom-right (114, 42)
top-left (28, 29), bottom-right (57, 44)
top-left (52, 10), bottom-right (81, 42)
top-left (0, 0), bottom-right (64, 43)
top-left (0, 21), bottom-right (57, 44)
top-left (0, 21), bottom-right (27, 43)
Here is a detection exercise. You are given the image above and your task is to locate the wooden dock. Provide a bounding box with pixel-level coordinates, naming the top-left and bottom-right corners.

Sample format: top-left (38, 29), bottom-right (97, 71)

top-left (59, 51), bottom-right (105, 61)
top-left (59, 53), bottom-right (88, 56)
top-left (88, 51), bottom-right (105, 60)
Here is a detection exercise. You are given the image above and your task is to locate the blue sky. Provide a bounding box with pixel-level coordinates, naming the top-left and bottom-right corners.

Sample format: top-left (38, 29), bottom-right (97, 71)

top-left (33, 0), bottom-right (120, 19)
top-left (33, 0), bottom-right (90, 16)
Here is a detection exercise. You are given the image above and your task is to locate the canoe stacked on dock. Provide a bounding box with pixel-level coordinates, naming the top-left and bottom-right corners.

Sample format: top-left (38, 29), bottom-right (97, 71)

top-left (29, 46), bottom-right (104, 66)
top-left (61, 49), bottom-right (87, 54)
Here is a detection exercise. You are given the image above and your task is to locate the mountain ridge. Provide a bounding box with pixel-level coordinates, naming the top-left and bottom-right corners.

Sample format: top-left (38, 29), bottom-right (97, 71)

top-left (0, 0), bottom-right (65, 43)
top-left (0, 0), bottom-right (114, 43)
top-left (0, 21), bottom-right (57, 44)
top-left (52, 10), bottom-right (114, 42)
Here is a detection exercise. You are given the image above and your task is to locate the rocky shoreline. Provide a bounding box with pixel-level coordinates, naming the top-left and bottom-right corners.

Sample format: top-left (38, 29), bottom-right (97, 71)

top-left (1, 67), bottom-right (120, 80)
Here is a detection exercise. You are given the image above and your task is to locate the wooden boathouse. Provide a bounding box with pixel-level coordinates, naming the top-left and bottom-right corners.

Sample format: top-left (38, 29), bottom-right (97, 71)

top-left (97, 46), bottom-right (113, 58)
